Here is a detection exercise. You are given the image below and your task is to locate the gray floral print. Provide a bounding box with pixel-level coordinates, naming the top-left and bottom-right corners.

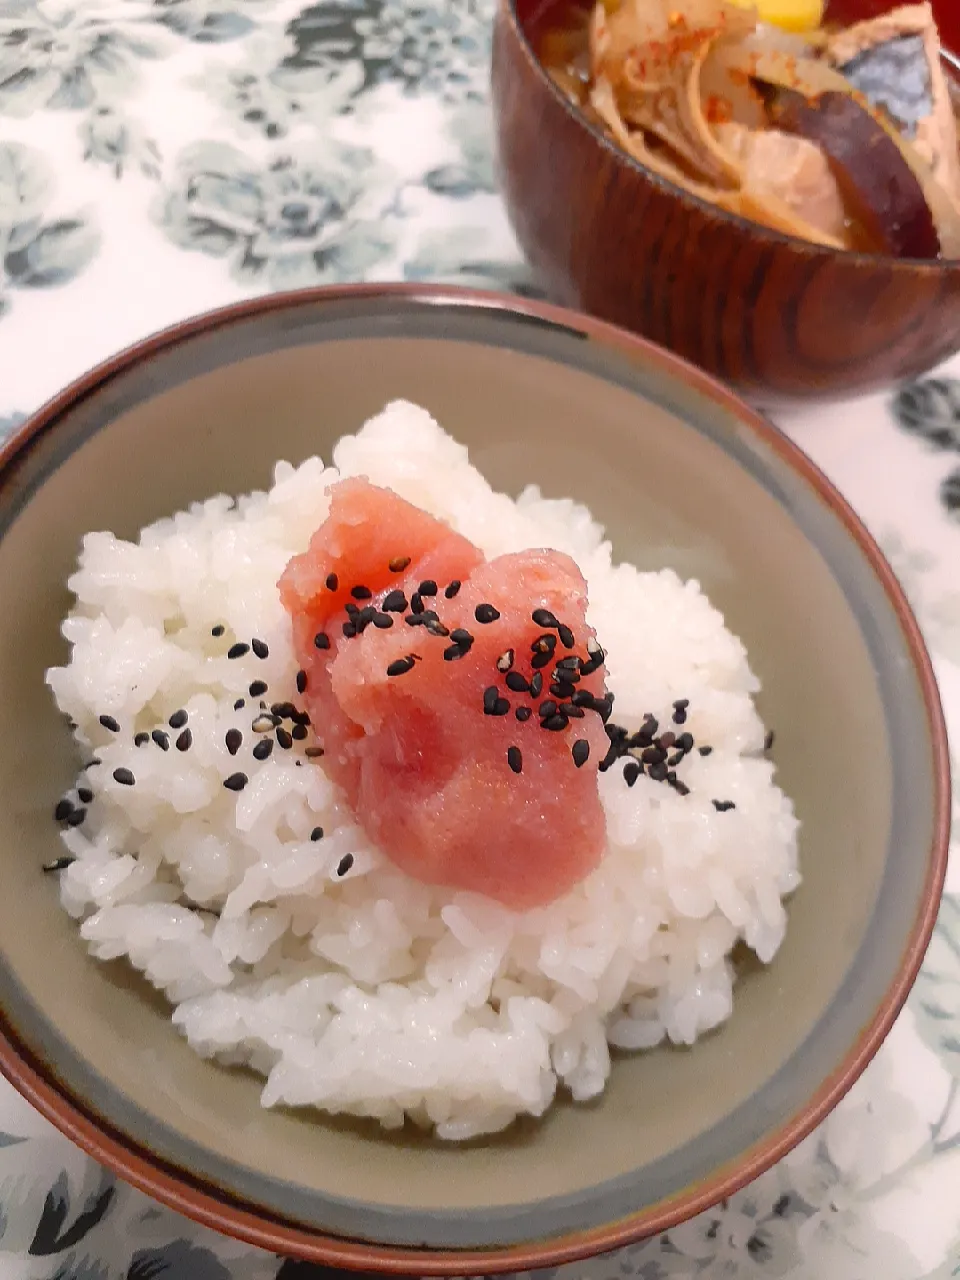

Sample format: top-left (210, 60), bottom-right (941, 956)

top-left (0, 141), bottom-right (99, 315)
top-left (0, 0), bottom-right (169, 115)
top-left (154, 139), bottom-right (396, 287)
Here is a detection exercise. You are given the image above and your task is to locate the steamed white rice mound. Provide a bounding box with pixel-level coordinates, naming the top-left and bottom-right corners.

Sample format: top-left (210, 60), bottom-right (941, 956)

top-left (47, 401), bottom-right (799, 1141)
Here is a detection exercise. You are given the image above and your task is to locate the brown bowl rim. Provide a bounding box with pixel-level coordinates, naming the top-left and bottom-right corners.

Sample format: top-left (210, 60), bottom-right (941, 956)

top-left (497, 0), bottom-right (960, 270)
top-left (0, 282), bottom-right (950, 1274)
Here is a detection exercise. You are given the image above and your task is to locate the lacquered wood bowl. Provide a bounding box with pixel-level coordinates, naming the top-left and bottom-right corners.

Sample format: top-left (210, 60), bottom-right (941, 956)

top-left (491, 0), bottom-right (960, 405)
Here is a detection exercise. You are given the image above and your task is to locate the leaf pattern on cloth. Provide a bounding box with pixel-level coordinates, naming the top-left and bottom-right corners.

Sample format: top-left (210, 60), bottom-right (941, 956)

top-left (0, 142), bottom-right (99, 314)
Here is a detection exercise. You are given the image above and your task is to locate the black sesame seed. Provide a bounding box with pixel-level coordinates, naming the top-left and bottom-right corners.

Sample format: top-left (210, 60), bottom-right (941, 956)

top-left (337, 853), bottom-right (355, 876)
top-left (252, 638), bottom-right (269, 659)
top-left (532, 608), bottom-right (558, 628)
top-left (296, 671), bottom-right (308, 695)
top-left (134, 731), bottom-right (150, 746)
top-left (351, 585), bottom-right (372, 600)
top-left (310, 826), bottom-right (324, 841)
top-left (227, 643), bottom-right (249, 659)
top-left (544, 714), bottom-right (568, 731)
top-left (77, 787), bottom-right (94, 804)
top-left (418, 580), bottom-right (438, 597)
top-left (67, 808), bottom-right (87, 827)
top-left (444, 580), bottom-right (461, 599)
top-left (44, 856), bottom-right (76, 873)
top-left (382, 590), bottom-right (406, 613)
top-left (699, 746), bottom-right (714, 757)
top-left (212, 624), bottom-right (225, 637)
top-left (389, 556), bottom-right (411, 573)
top-left (572, 740), bottom-right (590, 768)
top-left (558, 623), bottom-right (575, 649)
top-left (54, 799), bottom-right (74, 822)
top-left (314, 632), bottom-right (331, 650)
top-left (234, 698), bottom-right (245, 711)
top-left (226, 729), bottom-right (242, 756)
top-left (497, 649), bottom-right (515, 673)
top-left (505, 672), bottom-right (529, 693)
top-left (342, 622), bottom-right (357, 638)
top-left (253, 738), bottom-right (273, 761)
top-left (713, 799), bottom-right (736, 812)
top-left (764, 730), bottom-right (776, 751)
top-left (291, 723), bottom-right (308, 741)
top-left (99, 714), bottom-right (120, 733)
top-left (249, 680), bottom-right (268, 697)
top-left (151, 729), bottom-right (170, 751)
top-left (305, 746), bottom-right (325, 758)
top-left (410, 593), bottom-right (425, 615)
top-left (387, 656), bottom-right (416, 677)
top-left (516, 706), bottom-right (532, 722)
top-left (623, 761), bottom-right (642, 787)
top-left (475, 603), bottom-right (501, 624)
top-left (325, 573), bottom-right (339, 591)
top-left (223, 773), bottom-right (248, 792)
top-left (169, 709), bottom-right (188, 729)
top-left (507, 746), bottom-right (523, 774)
top-left (113, 767), bottom-right (135, 786)
top-left (176, 729), bottom-right (193, 752)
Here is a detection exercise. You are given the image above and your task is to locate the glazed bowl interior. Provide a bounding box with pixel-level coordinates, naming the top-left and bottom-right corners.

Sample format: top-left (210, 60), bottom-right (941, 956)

top-left (0, 289), bottom-right (946, 1270)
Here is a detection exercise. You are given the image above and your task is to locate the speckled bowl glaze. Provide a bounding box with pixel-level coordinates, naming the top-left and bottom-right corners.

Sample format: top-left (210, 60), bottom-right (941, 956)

top-left (0, 286), bottom-right (948, 1273)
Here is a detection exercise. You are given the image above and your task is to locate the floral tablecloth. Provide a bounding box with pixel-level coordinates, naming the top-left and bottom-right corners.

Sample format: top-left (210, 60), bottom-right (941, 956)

top-left (0, 1), bottom-right (959, 1277)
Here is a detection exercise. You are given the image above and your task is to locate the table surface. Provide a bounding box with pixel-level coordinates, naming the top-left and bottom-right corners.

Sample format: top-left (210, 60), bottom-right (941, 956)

top-left (0, 1), bottom-right (959, 1277)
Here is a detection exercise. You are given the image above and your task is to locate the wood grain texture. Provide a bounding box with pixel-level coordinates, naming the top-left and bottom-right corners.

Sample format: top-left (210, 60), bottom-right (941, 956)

top-left (491, 0), bottom-right (960, 404)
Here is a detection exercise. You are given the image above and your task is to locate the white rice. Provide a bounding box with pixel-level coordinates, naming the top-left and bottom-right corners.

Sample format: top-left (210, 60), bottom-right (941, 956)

top-left (47, 401), bottom-right (799, 1141)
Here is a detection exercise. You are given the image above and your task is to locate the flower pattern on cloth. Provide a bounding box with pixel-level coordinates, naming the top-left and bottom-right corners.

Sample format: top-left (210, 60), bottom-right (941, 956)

top-left (1, 0), bottom-right (960, 1277)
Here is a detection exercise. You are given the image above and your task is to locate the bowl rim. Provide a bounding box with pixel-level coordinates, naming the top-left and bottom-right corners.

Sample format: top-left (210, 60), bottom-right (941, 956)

top-left (495, 0), bottom-right (960, 271)
top-left (0, 282), bottom-right (950, 1274)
